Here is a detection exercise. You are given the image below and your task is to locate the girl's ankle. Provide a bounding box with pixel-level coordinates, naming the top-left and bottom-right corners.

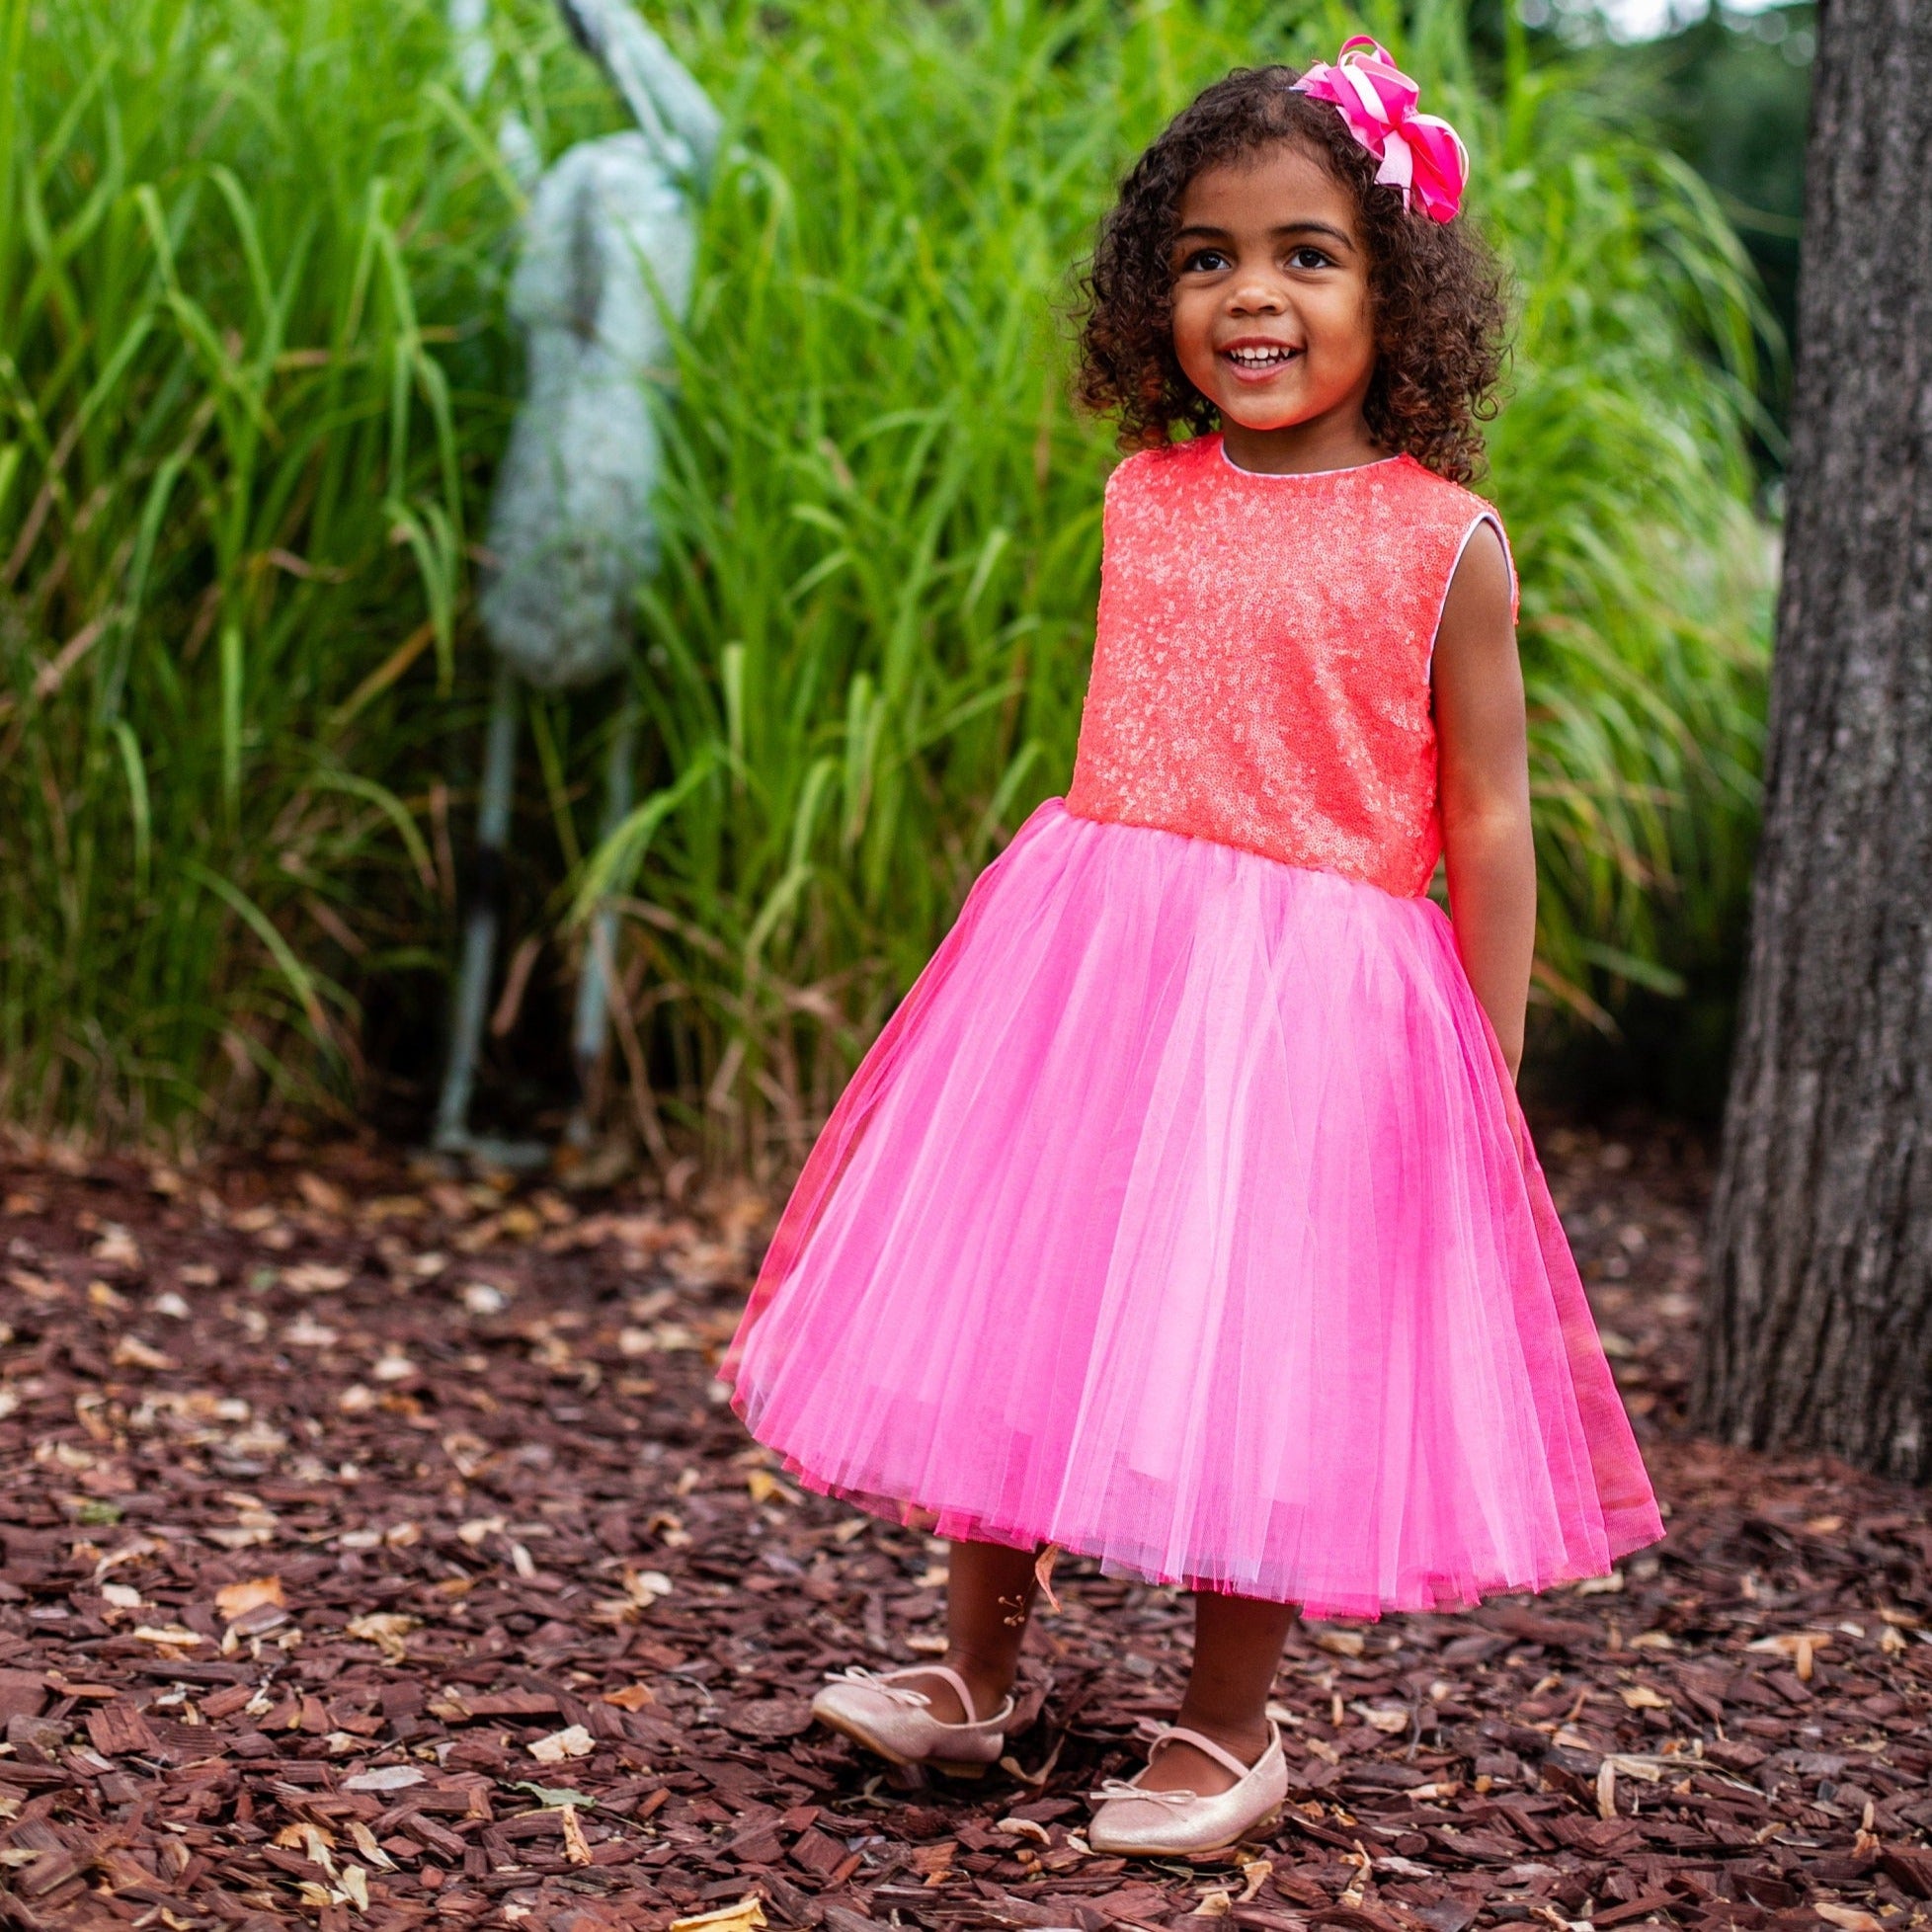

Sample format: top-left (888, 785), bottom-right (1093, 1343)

top-left (1171, 1709), bottom-right (1270, 1764)
top-left (940, 1652), bottom-right (1015, 1725)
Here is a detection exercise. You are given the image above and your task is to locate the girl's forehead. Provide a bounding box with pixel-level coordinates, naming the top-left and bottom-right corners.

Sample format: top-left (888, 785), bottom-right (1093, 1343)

top-left (1182, 140), bottom-right (1352, 207)
top-left (1174, 141), bottom-right (1360, 230)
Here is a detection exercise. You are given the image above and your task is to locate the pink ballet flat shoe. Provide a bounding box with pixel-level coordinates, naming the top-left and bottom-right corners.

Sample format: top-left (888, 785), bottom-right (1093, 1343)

top-left (809, 1664), bottom-right (1013, 1776)
top-left (1087, 1720), bottom-right (1287, 1857)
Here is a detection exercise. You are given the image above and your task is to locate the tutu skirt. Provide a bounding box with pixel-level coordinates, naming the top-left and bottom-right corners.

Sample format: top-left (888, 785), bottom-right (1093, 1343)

top-left (725, 800), bottom-right (1661, 1617)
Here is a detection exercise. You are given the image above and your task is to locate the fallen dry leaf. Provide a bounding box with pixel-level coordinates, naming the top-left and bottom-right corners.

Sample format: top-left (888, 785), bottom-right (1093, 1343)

top-left (669, 1898), bottom-right (766, 1932)
top-left (282, 1261), bottom-right (353, 1294)
top-left (1310, 1625), bottom-right (1366, 1658)
top-left (1337, 1840), bottom-right (1372, 1908)
top-left (344, 1611), bottom-right (415, 1660)
top-left (343, 1765), bottom-right (424, 1794)
top-left (509, 1782), bottom-right (597, 1809)
top-left (111, 1334), bottom-right (174, 1370)
top-left (92, 1226), bottom-right (142, 1268)
top-left (1354, 1702), bottom-right (1409, 1733)
top-left (214, 1574), bottom-right (285, 1624)
top-left (1033, 1539), bottom-right (1063, 1613)
top-left (527, 1723), bottom-right (596, 1762)
top-left (1746, 1629), bottom-right (1835, 1681)
top-left (130, 1624), bottom-right (203, 1647)
top-left (346, 1820), bottom-right (395, 1871)
top-left (1815, 1908), bottom-right (1885, 1932)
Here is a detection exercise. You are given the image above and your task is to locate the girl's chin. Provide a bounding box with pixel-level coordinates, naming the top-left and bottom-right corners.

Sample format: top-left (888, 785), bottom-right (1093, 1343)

top-left (1219, 402), bottom-right (1320, 434)
top-left (1208, 373), bottom-right (1323, 425)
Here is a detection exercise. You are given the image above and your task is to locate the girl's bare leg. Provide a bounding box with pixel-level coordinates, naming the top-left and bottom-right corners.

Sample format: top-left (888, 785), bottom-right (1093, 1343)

top-left (1135, 1590), bottom-right (1296, 1795)
top-left (899, 1538), bottom-right (1038, 1725)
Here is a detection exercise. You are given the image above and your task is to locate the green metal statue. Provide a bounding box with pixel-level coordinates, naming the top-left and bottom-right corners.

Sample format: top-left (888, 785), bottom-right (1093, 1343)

top-left (435, 0), bottom-right (719, 1166)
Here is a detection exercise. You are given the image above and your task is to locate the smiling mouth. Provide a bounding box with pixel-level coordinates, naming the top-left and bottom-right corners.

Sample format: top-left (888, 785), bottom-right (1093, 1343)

top-left (1220, 343), bottom-right (1302, 371)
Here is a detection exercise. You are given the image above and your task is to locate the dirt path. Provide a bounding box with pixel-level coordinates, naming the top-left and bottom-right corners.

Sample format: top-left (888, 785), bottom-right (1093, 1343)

top-left (0, 1124), bottom-right (1928, 1932)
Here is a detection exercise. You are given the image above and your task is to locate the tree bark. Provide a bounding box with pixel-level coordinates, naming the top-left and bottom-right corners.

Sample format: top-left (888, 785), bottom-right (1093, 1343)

top-left (1700, 0), bottom-right (1932, 1479)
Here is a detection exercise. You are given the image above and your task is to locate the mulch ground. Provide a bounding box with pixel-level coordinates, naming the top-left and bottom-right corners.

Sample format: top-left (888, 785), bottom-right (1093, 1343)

top-left (1, 1120), bottom-right (1929, 1932)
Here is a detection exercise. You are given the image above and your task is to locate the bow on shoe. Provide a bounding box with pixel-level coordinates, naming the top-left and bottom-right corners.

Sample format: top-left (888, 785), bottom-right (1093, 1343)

top-left (1087, 1777), bottom-right (1198, 1806)
top-left (1293, 37), bottom-right (1468, 222)
top-left (821, 1666), bottom-right (931, 1707)
top-left (1087, 1718), bottom-right (1209, 1803)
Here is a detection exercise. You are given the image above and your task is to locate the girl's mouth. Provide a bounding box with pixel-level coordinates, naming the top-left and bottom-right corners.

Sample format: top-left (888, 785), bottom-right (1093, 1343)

top-left (1219, 343), bottom-right (1303, 379)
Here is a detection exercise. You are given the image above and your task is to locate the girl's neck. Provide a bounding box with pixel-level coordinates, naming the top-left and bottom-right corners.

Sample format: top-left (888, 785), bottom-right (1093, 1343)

top-left (1219, 409), bottom-right (1384, 478)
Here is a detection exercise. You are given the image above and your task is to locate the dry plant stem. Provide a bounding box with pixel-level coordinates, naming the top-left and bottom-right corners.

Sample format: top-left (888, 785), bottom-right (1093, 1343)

top-left (906, 1537), bottom-right (1041, 1725)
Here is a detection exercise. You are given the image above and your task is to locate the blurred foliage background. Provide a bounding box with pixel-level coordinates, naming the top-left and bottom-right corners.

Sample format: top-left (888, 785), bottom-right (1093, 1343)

top-left (0, 0), bottom-right (1801, 1161)
top-left (1646, 3), bottom-right (1811, 464)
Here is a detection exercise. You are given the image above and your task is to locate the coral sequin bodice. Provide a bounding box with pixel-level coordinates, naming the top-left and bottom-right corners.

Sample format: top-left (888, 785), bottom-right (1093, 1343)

top-left (1066, 435), bottom-right (1514, 898)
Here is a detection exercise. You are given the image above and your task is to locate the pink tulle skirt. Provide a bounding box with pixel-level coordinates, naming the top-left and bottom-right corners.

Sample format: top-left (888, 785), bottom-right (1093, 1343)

top-left (724, 800), bottom-right (1661, 1617)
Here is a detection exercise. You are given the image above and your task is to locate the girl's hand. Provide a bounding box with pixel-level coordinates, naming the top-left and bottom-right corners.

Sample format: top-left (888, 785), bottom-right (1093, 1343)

top-left (1432, 523), bottom-right (1534, 1082)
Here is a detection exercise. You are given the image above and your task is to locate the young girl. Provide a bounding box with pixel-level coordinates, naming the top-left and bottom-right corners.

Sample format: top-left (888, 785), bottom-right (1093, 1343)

top-left (722, 44), bottom-right (1661, 1859)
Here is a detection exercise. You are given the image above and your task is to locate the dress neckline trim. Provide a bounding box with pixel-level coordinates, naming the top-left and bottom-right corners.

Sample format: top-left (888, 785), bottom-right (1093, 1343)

top-left (1212, 436), bottom-right (1410, 481)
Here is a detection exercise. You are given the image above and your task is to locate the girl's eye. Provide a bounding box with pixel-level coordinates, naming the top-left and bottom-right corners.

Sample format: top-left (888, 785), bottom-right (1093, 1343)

top-left (1182, 248), bottom-right (1231, 274)
top-left (1288, 245), bottom-right (1332, 271)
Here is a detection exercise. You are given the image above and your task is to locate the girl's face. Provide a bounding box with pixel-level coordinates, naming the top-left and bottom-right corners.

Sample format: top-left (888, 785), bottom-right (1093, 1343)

top-left (1168, 141), bottom-right (1379, 470)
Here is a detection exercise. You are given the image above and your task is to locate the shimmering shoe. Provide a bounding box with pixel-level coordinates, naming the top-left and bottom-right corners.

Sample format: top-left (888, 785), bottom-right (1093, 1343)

top-left (1087, 1720), bottom-right (1287, 1857)
top-left (809, 1664), bottom-right (1013, 1776)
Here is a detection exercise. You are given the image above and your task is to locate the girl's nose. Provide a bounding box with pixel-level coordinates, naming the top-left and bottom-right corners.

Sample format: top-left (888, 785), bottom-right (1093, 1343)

top-left (1226, 275), bottom-right (1288, 315)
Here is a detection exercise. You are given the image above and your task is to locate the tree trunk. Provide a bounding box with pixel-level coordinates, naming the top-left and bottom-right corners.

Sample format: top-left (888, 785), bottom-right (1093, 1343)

top-left (1700, 0), bottom-right (1932, 1479)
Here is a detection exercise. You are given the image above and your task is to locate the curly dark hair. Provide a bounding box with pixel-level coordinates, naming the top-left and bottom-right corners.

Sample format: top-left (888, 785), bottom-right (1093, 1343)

top-left (1075, 64), bottom-right (1508, 484)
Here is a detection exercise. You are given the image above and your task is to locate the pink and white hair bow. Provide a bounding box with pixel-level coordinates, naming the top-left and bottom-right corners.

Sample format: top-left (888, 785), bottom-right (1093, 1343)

top-left (1293, 37), bottom-right (1469, 223)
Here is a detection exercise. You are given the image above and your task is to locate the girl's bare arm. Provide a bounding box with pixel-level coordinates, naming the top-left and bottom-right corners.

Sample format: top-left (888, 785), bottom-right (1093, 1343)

top-left (1432, 523), bottom-right (1535, 1080)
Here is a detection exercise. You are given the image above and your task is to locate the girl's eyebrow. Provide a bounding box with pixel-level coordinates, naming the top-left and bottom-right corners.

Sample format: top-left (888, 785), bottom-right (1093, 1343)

top-left (1172, 219), bottom-right (1355, 248)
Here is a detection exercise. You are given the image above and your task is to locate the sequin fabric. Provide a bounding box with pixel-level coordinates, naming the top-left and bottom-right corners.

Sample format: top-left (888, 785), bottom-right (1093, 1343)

top-left (1065, 435), bottom-right (1515, 899)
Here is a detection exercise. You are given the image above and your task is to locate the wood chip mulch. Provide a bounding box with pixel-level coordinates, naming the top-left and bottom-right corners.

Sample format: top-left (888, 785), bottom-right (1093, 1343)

top-left (1, 1121), bottom-right (1928, 1932)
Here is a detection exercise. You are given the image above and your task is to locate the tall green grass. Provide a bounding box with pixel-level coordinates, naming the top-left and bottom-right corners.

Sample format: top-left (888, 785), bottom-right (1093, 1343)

top-left (0, 0), bottom-right (1769, 1155)
top-left (582, 0), bottom-right (1774, 1159)
top-left (0, 0), bottom-right (502, 1133)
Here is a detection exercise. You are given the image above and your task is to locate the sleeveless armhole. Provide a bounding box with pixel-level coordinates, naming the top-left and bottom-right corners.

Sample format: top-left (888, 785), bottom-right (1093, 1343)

top-left (1426, 508), bottom-right (1518, 677)
top-left (1104, 445), bottom-right (1158, 503)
